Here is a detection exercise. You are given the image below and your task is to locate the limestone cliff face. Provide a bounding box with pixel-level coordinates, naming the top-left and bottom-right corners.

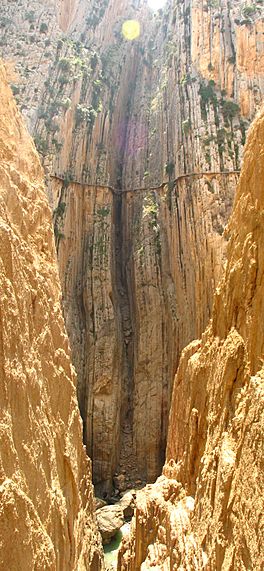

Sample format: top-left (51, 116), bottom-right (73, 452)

top-left (51, 0), bottom-right (263, 494)
top-left (1, 0), bottom-right (263, 493)
top-left (118, 107), bottom-right (264, 570)
top-left (0, 62), bottom-right (104, 570)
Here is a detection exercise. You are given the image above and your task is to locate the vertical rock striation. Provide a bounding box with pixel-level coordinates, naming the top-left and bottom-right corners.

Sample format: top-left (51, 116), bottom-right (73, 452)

top-left (0, 62), bottom-right (104, 571)
top-left (118, 106), bottom-right (264, 570)
top-left (1, 0), bottom-right (263, 492)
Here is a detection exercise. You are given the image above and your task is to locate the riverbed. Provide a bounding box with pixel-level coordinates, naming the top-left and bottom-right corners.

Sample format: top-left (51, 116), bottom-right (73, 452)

top-left (103, 522), bottom-right (131, 569)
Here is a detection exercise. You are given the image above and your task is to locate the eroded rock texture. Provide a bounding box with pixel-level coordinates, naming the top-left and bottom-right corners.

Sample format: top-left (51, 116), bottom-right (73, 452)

top-left (0, 62), bottom-right (104, 571)
top-left (1, 0), bottom-right (263, 493)
top-left (117, 107), bottom-right (264, 570)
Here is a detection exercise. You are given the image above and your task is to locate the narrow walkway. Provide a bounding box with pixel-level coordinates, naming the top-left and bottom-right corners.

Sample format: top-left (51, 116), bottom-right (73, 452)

top-left (49, 169), bottom-right (241, 195)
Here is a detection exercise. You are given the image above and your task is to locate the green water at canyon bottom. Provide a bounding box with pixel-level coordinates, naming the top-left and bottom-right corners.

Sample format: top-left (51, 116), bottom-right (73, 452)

top-left (104, 522), bottom-right (131, 569)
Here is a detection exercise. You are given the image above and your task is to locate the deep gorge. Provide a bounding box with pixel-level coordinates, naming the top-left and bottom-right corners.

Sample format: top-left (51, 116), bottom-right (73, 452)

top-left (0, 0), bottom-right (264, 569)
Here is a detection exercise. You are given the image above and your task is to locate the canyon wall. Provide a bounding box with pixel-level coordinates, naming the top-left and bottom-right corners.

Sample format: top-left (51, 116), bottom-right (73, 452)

top-left (118, 106), bottom-right (264, 570)
top-left (1, 0), bottom-right (263, 493)
top-left (0, 62), bottom-right (104, 571)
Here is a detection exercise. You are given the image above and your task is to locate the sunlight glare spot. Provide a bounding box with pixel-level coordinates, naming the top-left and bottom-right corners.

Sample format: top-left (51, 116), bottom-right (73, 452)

top-left (122, 20), bottom-right (140, 41)
top-left (147, 0), bottom-right (166, 11)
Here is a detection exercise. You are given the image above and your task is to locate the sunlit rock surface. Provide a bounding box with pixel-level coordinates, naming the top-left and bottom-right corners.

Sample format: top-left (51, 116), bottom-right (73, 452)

top-left (0, 61), bottom-right (104, 571)
top-left (117, 107), bottom-right (264, 570)
top-left (1, 0), bottom-right (263, 493)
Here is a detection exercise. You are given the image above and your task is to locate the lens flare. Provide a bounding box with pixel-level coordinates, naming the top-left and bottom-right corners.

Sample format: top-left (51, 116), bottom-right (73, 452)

top-left (147, 0), bottom-right (166, 10)
top-left (122, 20), bottom-right (140, 41)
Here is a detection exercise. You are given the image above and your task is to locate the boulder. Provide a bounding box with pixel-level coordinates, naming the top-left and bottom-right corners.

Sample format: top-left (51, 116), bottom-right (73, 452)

top-left (119, 490), bottom-right (136, 518)
top-left (95, 497), bottom-right (107, 510)
top-left (113, 473), bottom-right (127, 492)
top-left (96, 505), bottom-right (124, 544)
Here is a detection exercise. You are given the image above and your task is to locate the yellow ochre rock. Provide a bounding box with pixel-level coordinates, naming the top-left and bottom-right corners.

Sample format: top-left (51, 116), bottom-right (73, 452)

top-left (118, 107), bottom-right (264, 570)
top-left (0, 61), bottom-right (104, 571)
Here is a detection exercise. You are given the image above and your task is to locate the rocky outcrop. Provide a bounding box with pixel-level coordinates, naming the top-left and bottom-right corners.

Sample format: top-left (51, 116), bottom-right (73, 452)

top-left (117, 107), bottom-right (264, 570)
top-left (0, 61), bottom-right (104, 570)
top-left (1, 0), bottom-right (263, 493)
